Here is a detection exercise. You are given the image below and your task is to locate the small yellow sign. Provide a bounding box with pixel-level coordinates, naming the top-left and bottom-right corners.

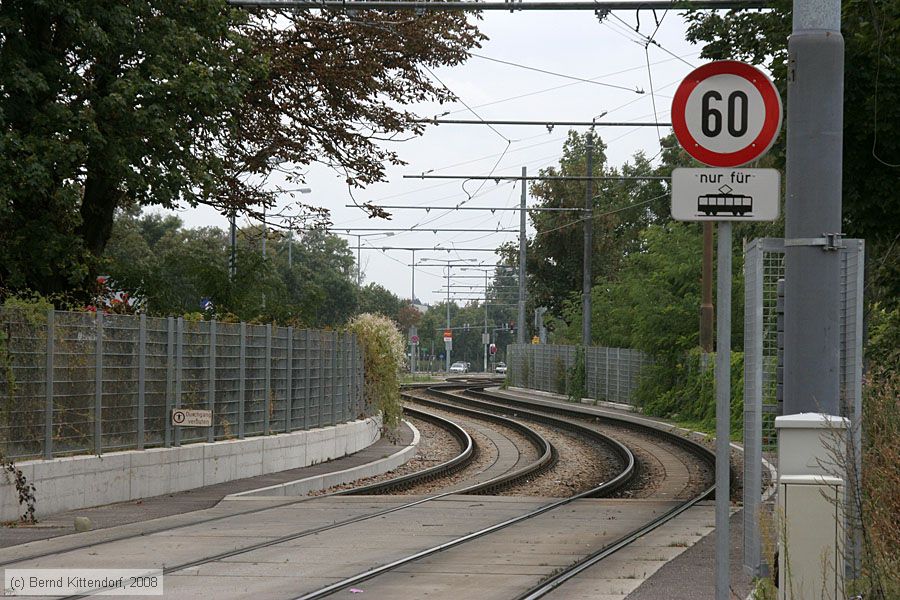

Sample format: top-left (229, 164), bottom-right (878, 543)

top-left (531, 336), bottom-right (540, 345)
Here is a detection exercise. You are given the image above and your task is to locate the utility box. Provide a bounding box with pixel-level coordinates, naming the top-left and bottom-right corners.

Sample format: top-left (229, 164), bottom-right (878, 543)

top-left (776, 413), bottom-right (848, 600)
top-left (777, 475), bottom-right (844, 600)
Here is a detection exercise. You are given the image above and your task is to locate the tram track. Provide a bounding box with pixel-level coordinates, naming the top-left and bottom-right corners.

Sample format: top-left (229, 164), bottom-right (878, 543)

top-left (5, 395), bottom-right (577, 600)
top-left (288, 382), bottom-right (714, 600)
top-left (3, 381), bottom-right (717, 600)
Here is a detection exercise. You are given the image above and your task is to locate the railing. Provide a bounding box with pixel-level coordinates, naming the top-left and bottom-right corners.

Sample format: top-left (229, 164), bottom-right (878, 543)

top-left (506, 344), bottom-right (650, 405)
top-left (0, 309), bottom-right (364, 460)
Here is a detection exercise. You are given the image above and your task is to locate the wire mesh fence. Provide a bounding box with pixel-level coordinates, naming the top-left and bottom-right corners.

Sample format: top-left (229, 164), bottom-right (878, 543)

top-left (0, 309), bottom-right (365, 461)
top-left (506, 344), bottom-right (651, 405)
top-left (742, 237), bottom-right (865, 578)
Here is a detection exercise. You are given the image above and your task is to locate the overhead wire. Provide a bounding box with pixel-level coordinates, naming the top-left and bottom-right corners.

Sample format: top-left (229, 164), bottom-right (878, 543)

top-left (467, 52), bottom-right (645, 94)
top-left (441, 51), bottom-right (698, 117)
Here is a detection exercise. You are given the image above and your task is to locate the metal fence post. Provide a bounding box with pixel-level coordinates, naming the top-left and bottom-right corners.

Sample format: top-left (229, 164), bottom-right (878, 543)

top-left (238, 322), bottom-right (246, 439)
top-left (94, 312), bottom-right (103, 455)
top-left (137, 313), bottom-right (146, 450)
top-left (331, 331), bottom-right (338, 425)
top-left (44, 310), bottom-right (54, 459)
top-left (264, 324), bottom-right (272, 435)
top-left (743, 241), bottom-right (764, 577)
top-left (165, 316), bottom-right (174, 447)
top-left (285, 327), bottom-right (293, 432)
top-left (208, 320), bottom-right (216, 443)
top-left (174, 317), bottom-right (184, 447)
top-left (303, 330), bottom-right (311, 430)
top-left (318, 331), bottom-right (325, 428)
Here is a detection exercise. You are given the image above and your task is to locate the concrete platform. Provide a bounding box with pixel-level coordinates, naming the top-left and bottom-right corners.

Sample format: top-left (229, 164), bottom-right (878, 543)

top-left (2, 495), bottom-right (690, 600)
top-left (1, 417), bottom-right (386, 522)
top-left (0, 420), bottom-right (416, 550)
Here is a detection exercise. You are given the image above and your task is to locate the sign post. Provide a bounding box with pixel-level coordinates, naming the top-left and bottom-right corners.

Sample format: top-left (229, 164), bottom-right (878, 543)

top-left (409, 327), bottom-right (419, 374)
top-left (443, 329), bottom-right (452, 372)
top-left (672, 60), bottom-right (782, 600)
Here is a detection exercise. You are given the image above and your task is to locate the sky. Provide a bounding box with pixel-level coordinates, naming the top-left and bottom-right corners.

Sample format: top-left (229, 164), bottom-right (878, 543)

top-left (165, 7), bottom-right (708, 305)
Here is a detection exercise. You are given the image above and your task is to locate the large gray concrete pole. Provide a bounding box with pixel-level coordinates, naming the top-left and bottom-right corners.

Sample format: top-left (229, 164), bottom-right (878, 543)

top-left (784, 0), bottom-right (843, 415)
top-left (518, 166), bottom-right (527, 345)
top-left (582, 131), bottom-right (594, 347)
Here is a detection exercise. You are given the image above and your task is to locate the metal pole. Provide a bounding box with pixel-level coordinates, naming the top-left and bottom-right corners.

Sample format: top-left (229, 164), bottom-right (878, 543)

top-left (288, 226), bottom-right (293, 269)
top-left (137, 313), bottom-right (146, 450)
top-left (44, 310), bottom-right (54, 459)
top-left (238, 321), bottom-right (246, 439)
top-left (518, 166), bottom-right (527, 345)
top-left (715, 221), bottom-right (732, 600)
top-left (286, 327), bottom-right (294, 432)
top-left (208, 320), bottom-right (216, 443)
top-left (446, 266), bottom-right (451, 371)
top-left (783, 0), bottom-right (843, 416)
top-left (94, 312), bottom-right (103, 455)
top-left (701, 222), bottom-right (714, 354)
top-left (582, 130), bottom-right (594, 347)
top-left (165, 316), bottom-right (174, 447)
top-left (411, 249), bottom-right (415, 302)
top-left (357, 235), bottom-right (362, 287)
top-left (174, 317), bottom-right (183, 447)
top-left (261, 206), bottom-right (266, 259)
top-left (264, 324), bottom-right (272, 435)
top-left (484, 271), bottom-right (489, 372)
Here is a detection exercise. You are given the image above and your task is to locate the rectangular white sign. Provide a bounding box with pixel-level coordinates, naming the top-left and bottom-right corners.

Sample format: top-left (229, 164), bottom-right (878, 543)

top-left (171, 408), bottom-right (212, 427)
top-left (671, 168), bottom-right (780, 222)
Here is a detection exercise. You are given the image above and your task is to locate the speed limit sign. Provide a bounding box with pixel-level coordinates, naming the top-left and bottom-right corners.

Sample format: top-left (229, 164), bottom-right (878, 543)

top-left (672, 61), bottom-right (782, 167)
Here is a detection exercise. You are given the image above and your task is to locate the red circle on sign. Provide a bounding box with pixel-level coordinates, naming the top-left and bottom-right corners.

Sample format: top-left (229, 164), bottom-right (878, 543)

top-left (671, 61), bottom-right (782, 167)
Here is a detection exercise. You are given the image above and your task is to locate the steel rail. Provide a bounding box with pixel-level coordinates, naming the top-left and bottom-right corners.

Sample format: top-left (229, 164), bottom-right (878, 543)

top-left (293, 383), bottom-right (637, 600)
top-left (400, 392), bottom-right (558, 494)
top-left (49, 402), bottom-right (557, 599)
top-left (450, 386), bottom-right (719, 599)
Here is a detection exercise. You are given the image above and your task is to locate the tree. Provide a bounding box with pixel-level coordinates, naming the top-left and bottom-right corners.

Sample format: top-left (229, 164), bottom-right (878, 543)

top-left (0, 1), bottom-right (484, 297)
top-left (684, 0), bottom-right (900, 308)
top-left (101, 211), bottom-right (359, 324)
top-left (509, 131), bottom-right (673, 316)
top-left (357, 283), bottom-right (403, 320)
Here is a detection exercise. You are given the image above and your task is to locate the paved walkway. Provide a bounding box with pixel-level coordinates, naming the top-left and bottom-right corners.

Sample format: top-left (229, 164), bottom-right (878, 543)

top-left (1, 422), bottom-right (414, 549)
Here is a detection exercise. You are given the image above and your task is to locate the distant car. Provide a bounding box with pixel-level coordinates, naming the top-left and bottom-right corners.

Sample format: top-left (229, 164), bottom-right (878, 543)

top-left (494, 362), bottom-right (507, 374)
top-left (449, 362), bottom-right (469, 373)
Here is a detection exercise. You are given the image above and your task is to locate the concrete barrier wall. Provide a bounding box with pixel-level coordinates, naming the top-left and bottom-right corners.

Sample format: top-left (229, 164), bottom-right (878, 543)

top-left (0, 417), bottom-right (380, 521)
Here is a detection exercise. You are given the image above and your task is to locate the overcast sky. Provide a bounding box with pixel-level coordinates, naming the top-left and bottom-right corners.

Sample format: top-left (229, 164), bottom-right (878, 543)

top-left (168, 8), bottom-right (707, 305)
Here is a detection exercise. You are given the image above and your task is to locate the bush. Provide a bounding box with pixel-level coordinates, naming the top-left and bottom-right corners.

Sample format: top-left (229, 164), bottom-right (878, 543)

top-left (634, 349), bottom-right (744, 435)
top-left (568, 347), bottom-right (586, 402)
top-left (854, 367), bottom-right (900, 598)
top-left (347, 313), bottom-right (406, 431)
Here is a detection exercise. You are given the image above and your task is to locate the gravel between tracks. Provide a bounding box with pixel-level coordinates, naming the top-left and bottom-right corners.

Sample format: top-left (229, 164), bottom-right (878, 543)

top-left (495, 420), bottom-right (623, 497)
top-left (310, 416), bottom-right (463, 496)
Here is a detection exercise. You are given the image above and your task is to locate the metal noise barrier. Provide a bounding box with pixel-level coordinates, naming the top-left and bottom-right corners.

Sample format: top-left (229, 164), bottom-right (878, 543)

top-left (505, 343), bottom-right (651, 406)
top-left (0, 309), bottom-right (366, 460)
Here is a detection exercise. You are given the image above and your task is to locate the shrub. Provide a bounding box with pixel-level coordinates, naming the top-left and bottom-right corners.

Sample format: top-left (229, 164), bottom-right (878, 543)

top-left (568, 347), bottom-right (586, 402)
top-left (854, 367), bottom-right (900, 598)
top-left (347, 313), bottom-right (405, 431)
top-left (634, 348), bottom-right (744, 434)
